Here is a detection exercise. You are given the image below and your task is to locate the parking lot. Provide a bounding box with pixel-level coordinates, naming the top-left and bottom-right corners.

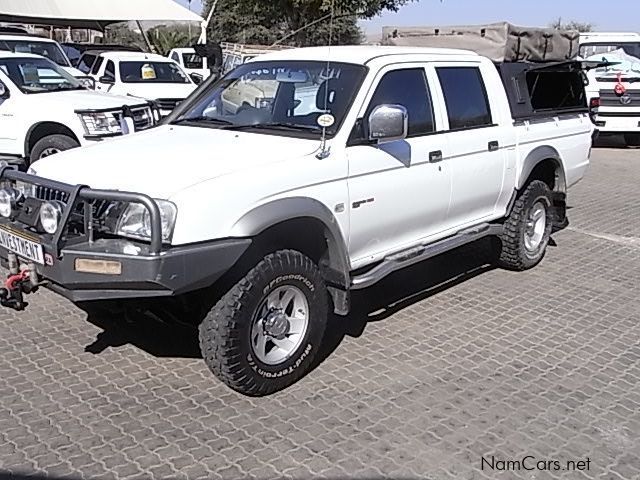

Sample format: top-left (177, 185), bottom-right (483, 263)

top-left (0, 144), bottom-right (639, 480)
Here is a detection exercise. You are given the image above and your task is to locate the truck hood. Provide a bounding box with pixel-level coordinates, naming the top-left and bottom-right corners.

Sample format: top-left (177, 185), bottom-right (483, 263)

top-left (29, 125), bottom-right (319, 198)
top-left (23, 89), bottom-right (149, 111)
top-left (118, 83), bottom-right (196, 101)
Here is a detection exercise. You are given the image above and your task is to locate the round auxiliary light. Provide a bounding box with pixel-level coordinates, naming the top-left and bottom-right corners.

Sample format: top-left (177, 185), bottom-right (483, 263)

top-left (39, 201), bottom-right (63, 234)
top-left (0, 188), bottom-right (16, 218)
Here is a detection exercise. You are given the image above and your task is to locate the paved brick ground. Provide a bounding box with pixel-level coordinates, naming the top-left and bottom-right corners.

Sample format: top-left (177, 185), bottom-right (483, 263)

top-left (1, 146), bottom-right (639, 480)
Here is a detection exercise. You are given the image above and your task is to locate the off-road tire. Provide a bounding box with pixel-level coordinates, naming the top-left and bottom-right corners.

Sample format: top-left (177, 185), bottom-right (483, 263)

top-left (624, 133), bottom-right (640, 147)
top-left (497, 180), bottom-right (553, 271)
top-left (199, 250), bottom-right (328, 396)
top-left (30, 134), bottom-right (79, 162)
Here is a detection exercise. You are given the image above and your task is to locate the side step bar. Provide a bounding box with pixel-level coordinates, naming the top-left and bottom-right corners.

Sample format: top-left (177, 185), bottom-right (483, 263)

top-left (350, 223), bottom-right (503, 290)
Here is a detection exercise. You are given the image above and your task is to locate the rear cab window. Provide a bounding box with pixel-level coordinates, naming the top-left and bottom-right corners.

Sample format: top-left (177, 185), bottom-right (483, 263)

top-left (436, 67), bottom-right (493, 130)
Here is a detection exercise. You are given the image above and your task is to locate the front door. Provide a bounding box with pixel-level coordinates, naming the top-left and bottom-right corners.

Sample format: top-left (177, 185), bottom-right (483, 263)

top-left (346, 65), bottom-right (452, 267)
top-left (0, 74), bottom-right (18, 155)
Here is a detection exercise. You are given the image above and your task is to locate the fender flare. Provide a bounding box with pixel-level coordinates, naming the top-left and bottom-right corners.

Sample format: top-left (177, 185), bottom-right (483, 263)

top-left (23, 121), bottom-right (80, 158)
top-left (518, 145), bottom-right (567, 192)
top-left (231, 197), bottom-right (351, 290)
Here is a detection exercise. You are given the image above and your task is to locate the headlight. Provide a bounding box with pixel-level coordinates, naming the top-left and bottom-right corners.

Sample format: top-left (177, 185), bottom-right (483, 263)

top-left (116, 199), bottom-right (177, 243)
top-left (76, 76), bottom-right (95, 89)
top-left (39, 201), bottom-right (63, 234)
top-left (0, 188), bottom-right (20, 218)
top-left (79, 111), bottom-right (123, 136)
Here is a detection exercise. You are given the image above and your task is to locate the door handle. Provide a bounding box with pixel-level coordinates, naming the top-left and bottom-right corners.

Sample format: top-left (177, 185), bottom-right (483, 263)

top-left (488, 141), bottom-right (500, 152)
top-left (429, 150), bottom-right (443, 163)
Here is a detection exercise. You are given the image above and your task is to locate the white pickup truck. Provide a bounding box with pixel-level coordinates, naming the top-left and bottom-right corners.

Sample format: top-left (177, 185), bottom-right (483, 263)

top-left (0, 52), bottom-right (156, 166)
top-left (0, 46), bottom-right (592, 396)
top-left (580, 32), bottom-right (640, 146)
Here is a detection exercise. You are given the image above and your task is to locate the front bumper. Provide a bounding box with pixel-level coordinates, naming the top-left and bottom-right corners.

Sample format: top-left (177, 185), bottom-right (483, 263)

top-left (0, 168), bottom-right (251, 304)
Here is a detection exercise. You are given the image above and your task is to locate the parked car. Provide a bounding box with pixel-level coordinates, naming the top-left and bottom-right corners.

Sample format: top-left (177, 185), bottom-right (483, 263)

top-left (0, 33), bottom-right (84, 79)
top-left (0, 46), bottom-right (592, 397)
top-left (580, 32), bottom-right (640, 146)
top-left (90, 51), bottom-right (197, 117)
top-left (168, 47), bottom-right (209, 81)
top-left (61, 42), bottom-right (143, 68)
top-left (0, 52), bottom-right (156, 166)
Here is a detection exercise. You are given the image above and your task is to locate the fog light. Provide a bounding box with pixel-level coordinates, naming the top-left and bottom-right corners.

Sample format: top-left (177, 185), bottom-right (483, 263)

top-left (39, 201), bottom-right (63, 234)
top-left (0, 188), bottom-right (19, 218)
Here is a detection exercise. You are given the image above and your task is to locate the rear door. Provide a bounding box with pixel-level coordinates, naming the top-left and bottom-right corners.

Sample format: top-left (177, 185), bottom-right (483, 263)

top-left (431, 62), bottom-right (509, 228)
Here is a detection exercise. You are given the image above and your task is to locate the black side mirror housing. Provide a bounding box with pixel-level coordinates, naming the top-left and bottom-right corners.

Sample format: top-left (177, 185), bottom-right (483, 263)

top-left (99, 76), bottom-right (115, 84)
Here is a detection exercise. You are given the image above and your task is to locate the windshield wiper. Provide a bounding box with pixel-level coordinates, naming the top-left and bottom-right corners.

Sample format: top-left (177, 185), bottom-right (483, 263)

top-left (172, 116), bottom-right (235, 126)
top-left (226, 123), bottom-right (322, 133)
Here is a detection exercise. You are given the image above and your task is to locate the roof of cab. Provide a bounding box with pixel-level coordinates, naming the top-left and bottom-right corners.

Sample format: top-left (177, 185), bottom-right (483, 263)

top-left (0, 51), bottom-right (47, 60)
top-left (251, 45), bottom-right (478, 64)
top-left (98, 51), bottom-right (174, 62)
top-left (0, 34), bottom-right (58, 43)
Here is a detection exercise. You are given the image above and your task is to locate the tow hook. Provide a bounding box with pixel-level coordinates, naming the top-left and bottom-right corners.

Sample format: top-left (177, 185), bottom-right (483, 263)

top-left (0, 253), bottom-right (42, 311)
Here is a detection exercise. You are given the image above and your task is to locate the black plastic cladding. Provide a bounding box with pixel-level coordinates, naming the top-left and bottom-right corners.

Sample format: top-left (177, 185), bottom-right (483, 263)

top-left (0, 167), bottom-right (163, 255)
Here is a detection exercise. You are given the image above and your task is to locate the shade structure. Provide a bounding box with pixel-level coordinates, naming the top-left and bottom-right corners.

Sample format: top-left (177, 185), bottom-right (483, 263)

top-left (0, 0), bottom-right (204, 30)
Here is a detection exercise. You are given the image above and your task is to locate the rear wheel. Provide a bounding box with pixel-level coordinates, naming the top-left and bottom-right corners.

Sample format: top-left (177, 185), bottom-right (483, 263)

top-left (199, 250), bottom-right (328, 396)
top-left (30, 134), bottom-right (79, 162)
top-left (624, 133), bottom-right (640, 147)
top-left (496, 180), bottom-right (553, 271)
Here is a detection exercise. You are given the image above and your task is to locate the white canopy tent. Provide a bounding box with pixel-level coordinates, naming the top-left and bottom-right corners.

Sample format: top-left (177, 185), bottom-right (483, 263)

top-left (0, 0), bottom-right (204, 31)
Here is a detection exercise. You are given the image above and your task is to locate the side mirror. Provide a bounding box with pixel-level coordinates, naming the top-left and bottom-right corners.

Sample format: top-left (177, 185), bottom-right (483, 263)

top-left (99, 75), bottom-right (115, 85)
top-left (368, 104), bottom-right (408, 144)
top-left (190, 73), bottom-right (204, 85)
top-left (0, 82), bottom-right (8, 99)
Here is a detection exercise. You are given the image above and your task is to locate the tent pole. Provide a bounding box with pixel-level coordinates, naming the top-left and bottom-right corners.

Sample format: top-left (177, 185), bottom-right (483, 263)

top-left (136, 20), bottom-right (154, 53)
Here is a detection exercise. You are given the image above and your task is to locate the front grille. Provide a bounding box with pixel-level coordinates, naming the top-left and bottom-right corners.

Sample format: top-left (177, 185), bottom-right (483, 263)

top-left (599, 89), bottom-right (640, 107)
top-left (33, 186), bottom-right (112, 220)
top-left (35, 186), bottom-right (69, 204)
top-left (155, 98), bottom-right (183, 111)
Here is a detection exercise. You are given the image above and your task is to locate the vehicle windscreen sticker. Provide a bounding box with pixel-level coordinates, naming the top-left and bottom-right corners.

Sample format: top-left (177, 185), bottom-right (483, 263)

top-left (317, 113), bottom-right (335, 128)
top-left (141, 64), bottom-right (157, 80)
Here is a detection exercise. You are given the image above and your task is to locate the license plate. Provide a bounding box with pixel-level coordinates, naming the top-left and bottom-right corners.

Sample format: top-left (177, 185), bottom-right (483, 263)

top-left (0, 227), bottom-right (45, 265)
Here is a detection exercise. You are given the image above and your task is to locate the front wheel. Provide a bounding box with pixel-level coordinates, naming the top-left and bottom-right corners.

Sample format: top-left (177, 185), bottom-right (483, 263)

top-left (30, 134), bottom-right (80, 162)
top-left (199, 250), bottom-right (328, 396)
top-left (496, 180), bottom-right (553, 271)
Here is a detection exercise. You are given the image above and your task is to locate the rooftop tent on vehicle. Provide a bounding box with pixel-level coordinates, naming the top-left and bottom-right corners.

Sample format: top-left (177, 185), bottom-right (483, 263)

top-left (381, 22), bottom-right (581, 63)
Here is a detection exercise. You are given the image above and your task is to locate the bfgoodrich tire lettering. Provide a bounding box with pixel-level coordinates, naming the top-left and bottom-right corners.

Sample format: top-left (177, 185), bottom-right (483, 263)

top-left (497, 180), bottom-right (553, 271)
top-left (199, 250), bottom-right (328, 396)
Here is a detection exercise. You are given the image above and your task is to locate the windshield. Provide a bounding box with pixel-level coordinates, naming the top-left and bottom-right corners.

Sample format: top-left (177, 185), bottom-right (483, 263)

top-left (120, 61), bottom-right (190, 84)
top-left (0, 57), bottom-right (82, 93)
top-left (580, 42), bottom-right (640, 59)
top-left (182, 53), bottom-right (203, 69)
top-left (0, 39), bottom-right (70, 67)
top-left (173, 60), bottom-right (367, 138)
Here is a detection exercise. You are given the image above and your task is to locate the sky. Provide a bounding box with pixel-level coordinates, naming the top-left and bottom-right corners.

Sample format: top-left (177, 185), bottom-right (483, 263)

top-left (176, 0), bottom-right (640, 33)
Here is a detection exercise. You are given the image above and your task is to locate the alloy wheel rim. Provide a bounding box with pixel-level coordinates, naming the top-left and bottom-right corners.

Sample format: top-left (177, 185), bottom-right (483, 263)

top-left (39, 147), bottom-right (61, 159)
top-left (524, 201), bottom-right (547, 252)
top-left (251, 285), bottom-right (309, 365)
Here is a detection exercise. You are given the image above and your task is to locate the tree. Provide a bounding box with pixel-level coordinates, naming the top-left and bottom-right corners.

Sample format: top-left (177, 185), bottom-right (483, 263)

top-left (550, 18), bottom-right (593, 33)
top-left (202, 0), bottom-right (415, 46)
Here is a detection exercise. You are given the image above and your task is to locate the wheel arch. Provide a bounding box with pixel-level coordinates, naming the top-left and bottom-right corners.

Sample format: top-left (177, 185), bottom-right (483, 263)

top-left (231, 197), bottom-right (351, 311)
top-left (24, 122), bottom-right (80, 159)
top-left (518, 145), bottom-right (567, 193)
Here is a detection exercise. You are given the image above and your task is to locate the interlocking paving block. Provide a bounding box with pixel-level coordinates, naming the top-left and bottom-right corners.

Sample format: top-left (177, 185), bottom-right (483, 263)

top-left (1, 147), bottom-right (639, 479)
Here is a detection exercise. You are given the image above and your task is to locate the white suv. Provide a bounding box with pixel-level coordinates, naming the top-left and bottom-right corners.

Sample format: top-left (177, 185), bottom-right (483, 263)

top-left (0, 52), bottom-right (155, 166)
top-left (0, 46), bottom-right (592, 396)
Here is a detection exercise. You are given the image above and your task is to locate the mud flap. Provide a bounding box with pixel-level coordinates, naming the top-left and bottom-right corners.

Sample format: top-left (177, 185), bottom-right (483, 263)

top-left (552, 192), bottom-right (569, 231)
